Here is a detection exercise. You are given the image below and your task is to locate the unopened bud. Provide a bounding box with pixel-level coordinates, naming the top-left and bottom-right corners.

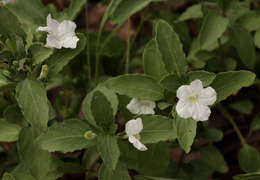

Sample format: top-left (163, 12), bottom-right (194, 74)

top-left (84, 130), bottom-right (97, 140)
top-left (39, 64), bottom-right (48, 79)
top-left (2, 70), bottom-right (12, 79)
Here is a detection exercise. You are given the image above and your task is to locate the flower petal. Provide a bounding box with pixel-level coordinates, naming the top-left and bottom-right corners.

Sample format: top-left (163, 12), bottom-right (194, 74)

top-left (59, 20), bottom-right (77, 37)
top-left (190, 79), bottom-right (203, 94)
top-left (140, 106), bottom-right (155, 115)
top-left (61, 36), bottom-right (79, 49)
top-left (126, 98), bottom-right (141, 114)
top-left (177, 85), bottom-right (192, 100)
top-left (191, 103), bottom-right (211, 121)
top-left (46, 14), bottom-right (59, 32)
top-left (176, 100), bottom-right (193, 119)
top-left (198, 87), bottom-right (217, 106)
top-left (130, 136), bottom-right (147, 151)
top-left (45, 34), bottom-right (62, 49)
top-left (125, 118), bottom-right (143, 136)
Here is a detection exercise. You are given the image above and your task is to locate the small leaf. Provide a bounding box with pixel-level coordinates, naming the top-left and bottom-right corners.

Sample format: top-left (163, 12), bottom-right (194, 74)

top-left (105, 74), bottom-right (164, 101)
top-left (198, 127), bottom-right (223, 142)
top-left (0, 119), bottom-right (21, 142)
top-left (238, 144), bottom-right (260, 173)
top-left (237, 11), bottom-right (260, 31)
top-left (176, 116), bottom-right (197, 153)
top-left (143, 39), bottom-right (167, 81)
top-left (16, 78), bottom-right (49, 130)
top-left (249, 114), bottom-right (260, 134)
top-left (178, 4), bottom-right (203, 22)
top-left (140, 115), bottom-right (177, 144)
top-left (29, 44), bottom-right (54, 65)
top-left (233, 172), bottom-right (260, 180)
top-left (229, 24), bottom-right (256, 69)
top-left (187, 71), bottom-right (216, 86)
top-left (98, 162), bottom-right (131, 180)
top-left (97, 135), bottom-right (120, 170)
top-left (254, 30), bottom-right (260, 49)
top-left (199, 13), bottom-right (229, 49)
top-left (229, 99), bottom-right (254, 114)
top-left (211, 71), bottom-right (256, 103)
top-left (46, 33), bottom-right (86, 77)
top-left (160, 74), bottom-right (182, 93)
top-left (155, 20), bottom-right (187, 77)
top-left (37, 119), bottom-right (95, 153)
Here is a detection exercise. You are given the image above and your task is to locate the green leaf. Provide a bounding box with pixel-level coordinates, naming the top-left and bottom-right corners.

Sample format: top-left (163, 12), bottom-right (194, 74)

top-left (2, 172), bottom-right (36, 180)
top-left (238, 144), bottom-right (260, 173)
top-left (233, 172), bottom-right (260, 180)
top-left (82, 86), bottom-right (118, 130)
top-left (105, 74), bottom-right (164, 101)
top-left (6, 0), bottom-right (48, 26)
top-left (199, 13), bottom-right (229, 49)
top-left (109, 0), bottom-right (163, 24)
top-left (229, 24), bottom-right (256, 69)
top-left (97, 135), bottom-right (120, 170)
top-left (37, 119), bottom-right (95, 153)
top-left (177, 4), bottom-right (203, 22)
top-left (187, 71), bottom-right (216, 86)
top-left (57, 0), bottom-right (86, 21)
top-left (98, 162), bottom-right (131, 180)
top-left (176, 116), bottom-right (197, 153)
top-left (237, 11), bottom-right (260, 31)
top-left (254, 30), bottom-right (260, 49)
top-left (143, 39), bottom-right (167, 81)
top-left (155, 20), bottom-right (187, 77)
top-left (2, 173), bottom-right (15, 180)
top-left (29, 44), bottom-right (54, 66)
top-left (198, 127), bottom-right (223, 142)
top-left (91, 91), bottom-right (115, 133)
top-left (0, 119), bottom-right (21, 142)
top-left (46, 33), bottom-right (86, 76)
top-left (0, 70), bottom-right (15, 89)
top-left (211, 71), bottom-right (256, 103)
top-left (16, 78), bottom-right (49, 131)
top-left (136, 176), bottom-right (178, 180)
top-left (249, 114), bottom-right (260, 134)
top-left (0, 7), bottom-right (25, 38)
top-left (229, 99), bottom-right (254, 114)
top-left (139, 115), bottom-right (177, 144)
top-left (160, 74), bottom-right (182, 93)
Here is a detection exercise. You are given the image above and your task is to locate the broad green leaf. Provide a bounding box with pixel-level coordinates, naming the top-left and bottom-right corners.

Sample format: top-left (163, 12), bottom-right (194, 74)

top-left (237, 11), bottom-right (260, 31)
top-left (120, 142), bottom-right (169, 176)
top-left (37, 119), bottom-right (95, 153)
top-left (46, 33), bottom-right (86, 76)
top-left (143, 39), bottom-right (167, 81)
top-left (199, 13), bottom-right (229, 49)
top-left (225, 1), bottom-right (250, 22)
top-left (233, 172), bottom-right (260, 180)
top-left (16, 78), bottom-right (49, 130)
top-left (198, 127), bottom-right (223, 142)
top-left (238, 144), bottom-right (260, 173)
top-left (211, 71), bottom-right (256, 103)
top-left (17, 127), bottom-right (62, 180)
top-left (187, 71), bottom-right (216, 86)
top-left (0, 7), bottom-right (25, 38)
top-left (0, 119), bottom-right (21, 142)
top-left (249, 114), bottom-right (260, 134)
top-left (155, 20), bottom-right (187, 77)
top-left (82, 86), bottom-right (118, 129)
top-left (57, 0), bottom-right (86, 21)
top-left (110, 0), bottom-right (163, 24)
top-left (229, 24), bottom-right (256, 69)
top-left (160, 74), bottom-right (182, 93)
top-left (97, 135), bottom-right (120, 170)
top-left (91, 91), bottom-right (115, 133)
top-left (254, 30), bottom-right (260, 49)
top-left (177, 4), bottom-right (203, 22)
top-left (29, 44), bottom-right (54, 65)
top-left (4, 105), bottom-right (25, 125)
top-left (139, 115), bottom-right (177, 143)
top-left (6, 0), bottom-right (48, 26)
top-left (229, 99), bottom-right (254, 114)
top-left (105, 74), bottom-right (164, 101)
top-left (176, 116), bottom-right (197, 153)
top-left (98, 163), bottom-right (131, 180)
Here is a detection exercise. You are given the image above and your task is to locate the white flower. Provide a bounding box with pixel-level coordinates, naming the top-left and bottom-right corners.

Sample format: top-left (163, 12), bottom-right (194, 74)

top-left (176, 79), bottom-right (217, 121)
top-left (37, 14), bottom-right (79, 49)
top-left (126, 98), bottom-right (156, 115)
top-left (2, 0), bottom-right (15, 4)
top-left (125, 118), bottom-right (147, 151)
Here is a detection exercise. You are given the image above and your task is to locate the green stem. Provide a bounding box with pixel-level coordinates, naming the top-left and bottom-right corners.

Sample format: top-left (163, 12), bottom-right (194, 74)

top-left (217, 104), bottom-right (246, 145)
top-left (125, 19), bottom-right (131, 74)
top-left (85, 0), bottom-right (91, 81)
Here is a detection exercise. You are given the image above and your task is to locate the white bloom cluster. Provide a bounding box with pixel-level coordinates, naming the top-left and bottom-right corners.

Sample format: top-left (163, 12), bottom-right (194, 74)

top-left (37, 14), bottom-right (79, 49)
top-left (124, 79), bottom-right (217, 151)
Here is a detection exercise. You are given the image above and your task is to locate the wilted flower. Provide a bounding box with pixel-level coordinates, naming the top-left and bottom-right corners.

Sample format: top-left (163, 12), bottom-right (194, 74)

top-left (125, 118), bottom-right (147, 151)
top-left (126, 98), bottom-right (156, 115)
top-left (176, 79), bottom-right (217, 121)
top-left (37, 14), bottom-right (79, 49)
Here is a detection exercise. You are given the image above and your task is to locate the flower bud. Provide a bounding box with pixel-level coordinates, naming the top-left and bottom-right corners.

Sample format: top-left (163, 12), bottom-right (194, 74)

top-left (39, 64), bottom-right (48, 79)
top-left (84, 131), bottom-right (97, 140)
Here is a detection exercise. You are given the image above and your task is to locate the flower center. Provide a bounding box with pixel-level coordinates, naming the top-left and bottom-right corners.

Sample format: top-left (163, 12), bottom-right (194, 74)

top-left (133, 134), bottom-right (141, 140)
top-left (188, 95), bottom-right (198, 103)
top-left (144, 102), bottom-right (150, 107)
